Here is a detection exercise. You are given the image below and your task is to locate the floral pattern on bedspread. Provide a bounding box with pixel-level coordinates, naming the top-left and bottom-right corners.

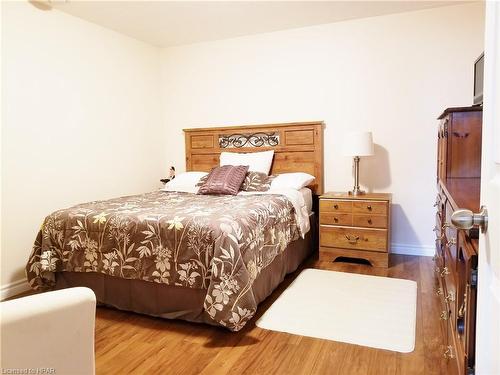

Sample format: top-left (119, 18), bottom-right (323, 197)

top-left (26, 191), bottom-right (299, 331)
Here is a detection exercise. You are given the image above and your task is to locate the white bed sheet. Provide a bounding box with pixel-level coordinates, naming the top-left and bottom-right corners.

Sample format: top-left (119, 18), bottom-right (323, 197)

top-left (299, 187), bottom-right (313, 215)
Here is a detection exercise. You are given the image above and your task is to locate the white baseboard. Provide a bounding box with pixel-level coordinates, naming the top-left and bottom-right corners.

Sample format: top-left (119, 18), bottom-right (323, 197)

top-left (1, 278), bottom-right (30, 301)
top-left (391, 243), bottom-right (435, 257)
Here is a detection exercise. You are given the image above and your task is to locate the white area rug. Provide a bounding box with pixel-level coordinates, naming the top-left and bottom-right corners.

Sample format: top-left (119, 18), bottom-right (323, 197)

top-left (256, 269), bottom-right (417, 353)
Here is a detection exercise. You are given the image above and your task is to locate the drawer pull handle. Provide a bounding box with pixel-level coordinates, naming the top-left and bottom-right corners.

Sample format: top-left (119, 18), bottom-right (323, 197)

top-left (434, 195), bottom-right (440, 207)
top-left (458, 302), bottom-right (465, 318)
top-left (453, 131), bottom-right (470, 139)
top-left (345, 235), bottom-right (360, 244)
top-left (367, 205), bottom-right (372, 211)
top-left (333, 204), bottom-right (339, 209)
top-left (333, 217), bottom-right (339, 223)
top-left (447, 238), bottom-right (456, 247)
top-left (443, 345), bottom-right (454, 359)
top-left (440, 267), bottom-right (450, 277)
top-left (367, 219), bottom-right (373, 225)
top-left (435, 287), bottom-right (443, 296)
top-left (445, 292), bottom-right (455, 302)
top-left (440, 311), bottom-right (448, 320)
top-left (458, 290), bottom-right (467, 318)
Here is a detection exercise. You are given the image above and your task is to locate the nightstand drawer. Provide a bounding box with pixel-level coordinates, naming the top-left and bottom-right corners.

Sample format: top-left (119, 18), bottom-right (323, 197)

top-left (320, 199), bottom-right (352, 213)
top-left (320, 226), bottom-right (387, 252)
top-left (319, 212), bottom-right (352, 226)
top-left (352, 214), bottom-right (387, 229)
top-left (352, 200), bottom-right (388, 215)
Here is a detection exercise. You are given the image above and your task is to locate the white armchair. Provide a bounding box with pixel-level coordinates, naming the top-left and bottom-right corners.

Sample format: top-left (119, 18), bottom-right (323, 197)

top-left (1, 287), bottom-right (96, 375)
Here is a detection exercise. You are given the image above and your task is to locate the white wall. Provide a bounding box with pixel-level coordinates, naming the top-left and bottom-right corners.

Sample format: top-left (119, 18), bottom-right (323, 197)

top-left (1, 2), bottom-right (163, 296)
top-left (160, 2), bottom-right (485, 256)
top-left (0, 2), bottom-right (486, 298)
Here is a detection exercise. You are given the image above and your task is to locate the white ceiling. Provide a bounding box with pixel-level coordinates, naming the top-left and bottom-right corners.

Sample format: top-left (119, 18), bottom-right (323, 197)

top-left (51, 1), bottom-right (468, 47)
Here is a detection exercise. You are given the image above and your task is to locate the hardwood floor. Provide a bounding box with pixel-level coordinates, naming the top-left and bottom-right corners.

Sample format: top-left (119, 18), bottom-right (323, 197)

top-left (94, 254), bottom-right (448, 375)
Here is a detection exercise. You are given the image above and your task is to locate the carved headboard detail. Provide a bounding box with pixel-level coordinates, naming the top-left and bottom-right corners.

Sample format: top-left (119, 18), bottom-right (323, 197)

top-left (183, 121), bottom-right (324, 195)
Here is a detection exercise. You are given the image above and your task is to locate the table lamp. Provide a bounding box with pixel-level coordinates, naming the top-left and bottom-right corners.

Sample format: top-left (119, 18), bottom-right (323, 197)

top-left (343, 131), bottom-right (374, 195)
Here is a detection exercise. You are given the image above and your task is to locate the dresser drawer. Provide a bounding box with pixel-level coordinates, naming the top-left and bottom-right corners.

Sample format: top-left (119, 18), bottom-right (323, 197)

top-left (320, 226), bottom-right (387, 252)
top-left (352, 214), bottom-right (387, 229)
top-left (320, 199), bottom-right (352, 213)
top-left (352, 200), bottom-right (388, 215)
top-left (320, 212), bottom-right (352, 226)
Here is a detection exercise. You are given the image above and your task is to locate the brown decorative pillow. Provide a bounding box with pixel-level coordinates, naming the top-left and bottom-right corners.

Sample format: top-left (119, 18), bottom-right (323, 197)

top-left (241, 171), bottom-right (276, 192)
top-left (197, 165), bottom-right (249, 195)
top-left (196, 174), bottom-right (208, 187)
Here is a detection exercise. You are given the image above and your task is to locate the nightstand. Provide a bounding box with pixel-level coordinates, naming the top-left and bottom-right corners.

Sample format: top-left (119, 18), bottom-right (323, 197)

top-left (318, 192), bottom-right (392, 268)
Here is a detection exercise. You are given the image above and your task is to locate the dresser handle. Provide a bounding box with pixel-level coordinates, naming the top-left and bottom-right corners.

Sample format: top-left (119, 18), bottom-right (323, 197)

top-left (333, 204), bottom-right (339, 209)
top-left (367, 205), bottom-right (372, 211)
top-left (345, 235), bottom-right (359, 244)
top-left (367, 219), bottom-right (372, 225)
top-left (453, 131), bottom-right (470, 139)
top-left (440, 267), bottom-right (450, 277)
top-left (434, 195), bottom-right (440, 207)
top-left (445, 291), bottom-right (455, 302)
top-left (458, 290), bottom-right (467, 318)
top-left (333, 217), bottom-right (339, 223)
top-left (458, 302), bottom-right (465, 318)
top-left (440, 311), bottom-right (448, 320)
top-left (443, 345), bottom-right (454, 359)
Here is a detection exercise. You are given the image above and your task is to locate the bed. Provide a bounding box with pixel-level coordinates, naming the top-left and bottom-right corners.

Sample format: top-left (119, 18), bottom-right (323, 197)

top-left (26, 121), bottom-right (324, 331)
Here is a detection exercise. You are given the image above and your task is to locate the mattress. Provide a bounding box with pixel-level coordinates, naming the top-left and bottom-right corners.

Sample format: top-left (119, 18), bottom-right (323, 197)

top-left (27, 190), bottom-right (308, 331)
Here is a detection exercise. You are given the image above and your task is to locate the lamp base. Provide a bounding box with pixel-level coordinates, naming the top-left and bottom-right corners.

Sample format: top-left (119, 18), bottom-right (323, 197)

top-left (348, 188), bottom-right (366, 196)
top-left (349, 156), bottom-right (366, 196)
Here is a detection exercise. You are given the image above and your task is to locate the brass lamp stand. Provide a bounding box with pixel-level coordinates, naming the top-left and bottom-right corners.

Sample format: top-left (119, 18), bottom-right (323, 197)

top-left (349, 156), bottom-right (365, 195)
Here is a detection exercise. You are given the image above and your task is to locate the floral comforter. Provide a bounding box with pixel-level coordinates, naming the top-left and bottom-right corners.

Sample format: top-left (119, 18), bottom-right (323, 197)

top-left (26, 191), bottom-right (300, 331)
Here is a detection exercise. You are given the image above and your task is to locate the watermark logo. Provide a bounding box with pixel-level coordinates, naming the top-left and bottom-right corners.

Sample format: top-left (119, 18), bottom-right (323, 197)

top-left (2, 368), bottom-right (56, 374)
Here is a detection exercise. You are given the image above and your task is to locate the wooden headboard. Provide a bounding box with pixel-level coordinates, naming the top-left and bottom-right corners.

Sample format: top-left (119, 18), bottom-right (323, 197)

top-left (183, 121), bottom-right (324, 195)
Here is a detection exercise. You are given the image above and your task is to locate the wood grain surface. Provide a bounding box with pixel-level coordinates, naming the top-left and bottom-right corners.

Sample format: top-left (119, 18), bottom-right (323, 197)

top-left (93, 255), bottom-right (447, 375)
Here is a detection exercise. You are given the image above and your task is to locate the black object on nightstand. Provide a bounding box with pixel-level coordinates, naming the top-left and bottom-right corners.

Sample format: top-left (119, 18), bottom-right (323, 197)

top-left (160, 166), bottom-right (176, 184)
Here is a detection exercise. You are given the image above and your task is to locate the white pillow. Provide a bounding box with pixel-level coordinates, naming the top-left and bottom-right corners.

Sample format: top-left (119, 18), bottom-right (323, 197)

top-left (220, 150), bottom-right (274, 174)
top-left (162, 171), bottom-right (207, 191)
top-left (270, 173), bottom-right (315, 191)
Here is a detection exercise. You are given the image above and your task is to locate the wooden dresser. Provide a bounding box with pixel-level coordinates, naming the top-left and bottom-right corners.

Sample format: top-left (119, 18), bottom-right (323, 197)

top-left (434, 106), bottom-right (482, 375)
top-left (319, 192), bottom-right (391, 267)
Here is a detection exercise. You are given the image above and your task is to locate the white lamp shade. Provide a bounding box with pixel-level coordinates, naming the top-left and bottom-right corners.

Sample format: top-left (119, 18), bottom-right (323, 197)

top-left (342, 131), bottom-right (374, 156)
